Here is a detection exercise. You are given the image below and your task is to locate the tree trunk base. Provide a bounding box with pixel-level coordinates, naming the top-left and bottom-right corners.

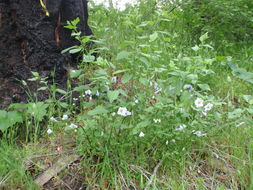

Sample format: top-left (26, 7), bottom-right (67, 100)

top-left (0, 0), bottom-right (92, 108)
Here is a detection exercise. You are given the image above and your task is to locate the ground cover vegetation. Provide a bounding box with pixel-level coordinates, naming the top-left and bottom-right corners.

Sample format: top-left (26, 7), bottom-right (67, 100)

top-left (0, 0), bottom-right (253, 189)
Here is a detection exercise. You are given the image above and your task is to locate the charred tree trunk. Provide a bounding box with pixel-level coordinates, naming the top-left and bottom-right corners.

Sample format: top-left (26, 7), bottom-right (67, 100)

top-left (0, 0), bottom-right (92, 108)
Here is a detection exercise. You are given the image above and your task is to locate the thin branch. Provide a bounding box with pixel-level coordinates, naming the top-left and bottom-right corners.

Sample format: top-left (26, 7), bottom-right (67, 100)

top-left (144, 159), bottom-right (163, 190)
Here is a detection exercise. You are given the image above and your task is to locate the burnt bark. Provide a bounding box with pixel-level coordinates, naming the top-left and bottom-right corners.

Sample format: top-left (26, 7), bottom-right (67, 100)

top-left (0, 0), bottom-right (92, 108)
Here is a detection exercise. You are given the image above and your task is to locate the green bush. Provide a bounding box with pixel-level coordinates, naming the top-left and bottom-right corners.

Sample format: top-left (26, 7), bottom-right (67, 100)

top-left (180, 0), bottom-right (253, 46)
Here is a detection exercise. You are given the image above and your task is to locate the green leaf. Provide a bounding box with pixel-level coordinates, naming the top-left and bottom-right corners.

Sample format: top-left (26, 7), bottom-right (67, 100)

top-left (121, 73), bottom-right (132, 84)
top-left (31, 71), bottom-right (39, 77)
top-left (88, 106), bottom-right (108, 116)
top-left (107, 90), bottom-right (120, 103)
top-left (149, 32), bottom-right (158, 42)
top-left (8, 103), bottom-right (28, 110)
top-left (116, 51), bottom-right (131, 60)
top-left (139, 77), bottom-right (149, 86)
top-left (71, 17), bottom-right (80, 26)
top-left (199, 32), bottom-right (209, 43)
top-left (73, 85), bottom-right (86, 92)
top-left (27, 102), bottom-right (49, 122)
top-left (71, 32), bottom-right (81, 37)
top-left (0, 110), bottom-right (9, 132)
top-left (83, 55), bottom-right (95, 63)
top-left (113, 69), bottom-right (128, 75)
top-left (8, 111), bottom-right (23, 126)
top-left (56, 89), bottom-right (67, 95)
top-left (228, 109), bottom-right (243, 119)
top-left (59, 102), bottom-right (69, 109)
top-left (247, 107), bottom-right (253, 114)
top-left (242, 95), bottom-right (253, 104)
top-left (69, 48), bottom-right (82, 54)
top-left (227, 63), bottom-right (253, 84)
top-left (70, 69), bottom-right (82, 78)
top-left (197, 84), bottom-right (211, 91)
top-left (61, 46), bottom-right (76, 54)
top-left (38, 86), bottom-right (48, 91)
top-left (118, 89), bottom-right (127, 97)
top-left (139, 57), bottom-right (148, 64)
top-left (0, 110), bottom-right (23, 132)
top-left (132, 120), bottom-right (150, 135)
top-left (192, 45), bottom-right (200, 51)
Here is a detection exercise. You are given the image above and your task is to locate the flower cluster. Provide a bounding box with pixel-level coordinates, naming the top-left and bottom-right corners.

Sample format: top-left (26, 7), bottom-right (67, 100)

top-left (193, 130), bottom-right (206, 137)
top-left (176, 124), bottom-right (187, 131)
top-left (194, 98), bottom-right (214, 116)
top-left (153, 119), bottom-right (161, 123)
top-left (195, 98), bottom-right (204, 108)
top-left (183, 84), bottom-right (194, 91)
top-left (117, 107), bottom-right (132, 116)
top-left (47, 114), bottom-right (79, 135)
top-left (47, 129), bottom-right (53, 134)
top-left (62, 114), bottom-right (68, 121)
top-left (85, 89), bottom-right (92, 96)
top-left (139, 131), bottom-right (145, 137)
top-left (50, 117), bottom-right (58, 122)
top-left (69, 123), bottom-right (78, 129)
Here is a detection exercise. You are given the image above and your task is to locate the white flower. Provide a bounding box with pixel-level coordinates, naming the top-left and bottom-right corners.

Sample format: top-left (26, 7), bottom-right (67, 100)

top-left (69, 123), bottom-right (78, 129)
top-left (47, 129), bottom-right (53, 134)
top-left (134, 98), bottom-right (139, 104)
top-left (165, 140), bottom-right (169, 145)
top-left (183, 84), bottom-right (194, 91)
top-left (193, 131), bottom-right (206, 137)
top-left (85, 89), bottom-right (92, 96)
top-left (117, 107), bottom-right (127, 116)
top-left (62, 114), bottom-right (68, 120)
top-left (176, 124), bottom-right (187, 131)
top-left (112, 76), bottom-right (117, 83)
top-left (50, 117), bottom-right (58, 122)
top-left (195, 98), bottom-right (204, 108)
top-left (96, 91), bottom-right (100, 96)
top-left (117, 107), bottom-right (131, 116)
top-left (139, 132), bottom-right (145, 137)
top-left (204, 103), bottom-right (213, 111)
top-left (73, 98), bottom-right (78, 101)
top-left (153, 119), bottom-right (161, 123)
top-left (111, 112), bottom-right (116, 116)
top-left (171, 139), bottom-right (176, 143)
top-left (101, 131), bottom-right (104, 136)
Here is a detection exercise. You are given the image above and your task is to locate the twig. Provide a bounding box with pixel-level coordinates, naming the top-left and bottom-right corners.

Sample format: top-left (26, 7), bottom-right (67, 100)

top-left (35, 154), bottom-right (81, 187)
top-left (144, 159), bottom-right (163, 190)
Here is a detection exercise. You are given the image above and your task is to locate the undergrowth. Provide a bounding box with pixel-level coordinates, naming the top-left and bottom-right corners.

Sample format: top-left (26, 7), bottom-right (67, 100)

top-left (0, 0), bottom-right (253, 189)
